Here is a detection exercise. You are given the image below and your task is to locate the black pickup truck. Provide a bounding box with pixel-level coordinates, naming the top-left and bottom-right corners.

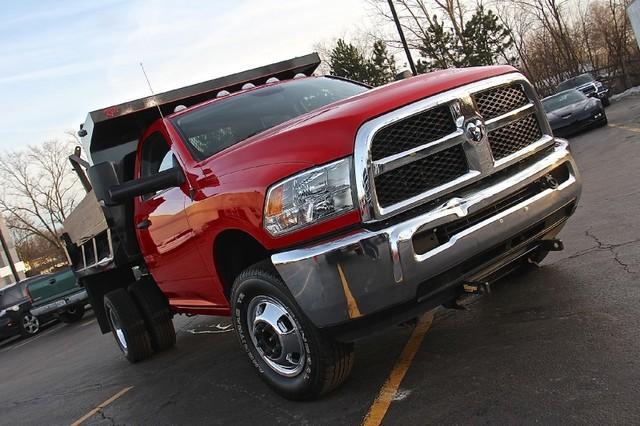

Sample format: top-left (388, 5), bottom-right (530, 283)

top-left (0, 269), bottom-right (89, 340)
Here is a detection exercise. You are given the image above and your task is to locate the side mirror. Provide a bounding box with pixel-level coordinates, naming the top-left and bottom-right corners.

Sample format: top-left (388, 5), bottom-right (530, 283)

top-left (109, 167), bottom-right (185, 203)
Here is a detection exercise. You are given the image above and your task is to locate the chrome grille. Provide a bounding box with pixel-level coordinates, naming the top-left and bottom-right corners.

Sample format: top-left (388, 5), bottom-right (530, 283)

top-left (375, 145), bottom-right (468, 207)
top-left (355, 73), bottom-right (554, 222)
top-left (371, 106), bottom-right (455, 160)
top-left (579, 84), bottom-right (596, 95)
top-left (474, 84), bottom-right (528, 120)
top-left (488, 114), bottom-right (542, 160)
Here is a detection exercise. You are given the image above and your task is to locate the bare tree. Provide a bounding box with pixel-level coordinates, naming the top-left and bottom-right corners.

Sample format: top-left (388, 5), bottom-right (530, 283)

top-left (0, 138), bottom-right (82, 251)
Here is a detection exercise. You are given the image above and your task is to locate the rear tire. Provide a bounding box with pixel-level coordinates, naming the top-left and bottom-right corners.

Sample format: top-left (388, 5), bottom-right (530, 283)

top-left (60, 305), bottom-right (86, 323)
top-left (231, 261), bottom-right (354, 400)
top-left (19, 312), bottom-right (40, 337)
top-left (104, 288), bottom-right (153, 363)
top-left (128, 279), bottom-right (176, 352)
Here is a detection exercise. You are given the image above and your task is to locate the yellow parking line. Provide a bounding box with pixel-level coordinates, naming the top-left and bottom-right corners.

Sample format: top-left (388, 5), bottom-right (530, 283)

top-left (70, 386), bottom-right (133, 426)
top-left (608, 123), bottom-right (640, 133)
top-left (362, 311), bottom-right (434, 426)
top-left (337, 263), bottom-right (362, 319)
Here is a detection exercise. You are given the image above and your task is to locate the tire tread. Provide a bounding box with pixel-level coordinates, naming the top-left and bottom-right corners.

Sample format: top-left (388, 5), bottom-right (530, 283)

top-left (104, 288), bottom-right (153, 363)
top-left (232, 261), bottom-right (354, 400)
top-left (128, 280), bottom-right (176, 352)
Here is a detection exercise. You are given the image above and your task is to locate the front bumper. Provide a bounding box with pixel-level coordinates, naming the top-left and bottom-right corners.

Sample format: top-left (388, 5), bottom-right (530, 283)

top-left (30, 289), bottom-right (88, 317)
top-left (552, 110), bottom-right (606, 137)
top-left (0, 316), bottom-right (17, 338)
top-left (272, 140), bottom-right (581, 332)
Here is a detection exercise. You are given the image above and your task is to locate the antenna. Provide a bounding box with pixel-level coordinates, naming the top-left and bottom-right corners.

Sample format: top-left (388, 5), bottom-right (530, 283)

top-left (138, 62), bottom-right (193, 192)
top-left (140, 62), bottom-right (166, 120)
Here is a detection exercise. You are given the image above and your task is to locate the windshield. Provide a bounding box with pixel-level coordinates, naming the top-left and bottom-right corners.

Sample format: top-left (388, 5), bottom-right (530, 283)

top-left (557, 74), bottom-right (594, 91)
top-left (172, 77), bottom-right (369, 159)
top-left (542, 90), bottom-right (587, 112)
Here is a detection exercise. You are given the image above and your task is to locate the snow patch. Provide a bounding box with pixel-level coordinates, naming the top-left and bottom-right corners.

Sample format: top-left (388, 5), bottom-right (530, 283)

top-left (611, 86), bottom-right (640, 103)
top-left (393, 388), bottom-right (412, 401)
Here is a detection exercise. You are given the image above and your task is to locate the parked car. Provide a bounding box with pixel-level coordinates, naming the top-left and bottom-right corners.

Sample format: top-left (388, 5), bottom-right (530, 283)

top-left (0, 278), bottom-right (39, 339)
top-left (0, 268), bottom-right (89, 341)
top-left (63, 54), bottom-right (581, 399)
top-left (27, 268), bottom-right (89, 323)
top-left (556, 73), bottom-right (609, 106)
top-left (542, 89), bottom-right (607, 137)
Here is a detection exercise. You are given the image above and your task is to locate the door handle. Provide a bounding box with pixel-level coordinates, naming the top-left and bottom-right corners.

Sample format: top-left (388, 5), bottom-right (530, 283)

top-left (136, 219), bottom-right (152, 229)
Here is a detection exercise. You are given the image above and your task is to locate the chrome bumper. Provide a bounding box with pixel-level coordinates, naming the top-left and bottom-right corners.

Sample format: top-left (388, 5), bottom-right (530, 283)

top-left (272, 140), bottom-right (581, 328)
top-left (30, 289), bottom-right (88, 317)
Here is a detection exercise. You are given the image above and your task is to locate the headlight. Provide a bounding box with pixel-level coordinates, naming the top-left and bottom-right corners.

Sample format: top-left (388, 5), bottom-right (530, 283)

top-left (0, 309), bottom-right (6, 317)
top-left (264, 158), bottom-right (355, 236)
top-left (7, 305), bottom-right (20, 311)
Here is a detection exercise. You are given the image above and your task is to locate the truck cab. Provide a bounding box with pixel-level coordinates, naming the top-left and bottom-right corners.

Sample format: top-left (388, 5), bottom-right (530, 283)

top-left (63, 54), bottom-right (581, 400)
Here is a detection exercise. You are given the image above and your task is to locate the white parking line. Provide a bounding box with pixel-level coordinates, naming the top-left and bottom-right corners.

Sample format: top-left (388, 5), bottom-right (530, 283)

top-left (0, 326), bottom-right (61, 353)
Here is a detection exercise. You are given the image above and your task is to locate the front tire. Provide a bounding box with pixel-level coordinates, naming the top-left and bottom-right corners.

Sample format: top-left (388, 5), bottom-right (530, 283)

top-left (231, 262), bottom-right (354, 400)
top-left (19, 312), bottom-right (40, 337)
top-left (104, 288), bottom-right (153, 363)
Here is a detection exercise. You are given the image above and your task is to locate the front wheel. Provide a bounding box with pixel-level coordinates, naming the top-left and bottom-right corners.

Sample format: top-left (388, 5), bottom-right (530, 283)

top-left (19, 312), bottom-right (40, 337)
top-left (231, 262), bottom-right (354, 400)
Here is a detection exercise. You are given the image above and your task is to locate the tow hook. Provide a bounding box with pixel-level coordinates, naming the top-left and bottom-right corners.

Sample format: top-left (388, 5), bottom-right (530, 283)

top-left (538, 173), bottom-right (559, 190)
top-left (462, 280), bottom-right (491, 295)
top-left (538, 239), bottom-right (564, 252)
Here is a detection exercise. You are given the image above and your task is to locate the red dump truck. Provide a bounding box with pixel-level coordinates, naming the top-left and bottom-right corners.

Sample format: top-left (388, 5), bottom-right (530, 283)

top-left (63, 53), bottom-right (581, 399)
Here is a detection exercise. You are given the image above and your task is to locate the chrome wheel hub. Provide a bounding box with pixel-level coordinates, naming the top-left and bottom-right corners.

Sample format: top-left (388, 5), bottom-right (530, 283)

top-left (23, 314), bottom-right (39, 334)
top-left (247, 296), bottom-right (305, 377)
top-left (107, 308), bottom-right (127, 352)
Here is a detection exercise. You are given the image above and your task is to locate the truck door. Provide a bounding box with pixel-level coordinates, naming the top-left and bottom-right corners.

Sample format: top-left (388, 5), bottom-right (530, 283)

top-left (134, 131), bottom-right (202, 296)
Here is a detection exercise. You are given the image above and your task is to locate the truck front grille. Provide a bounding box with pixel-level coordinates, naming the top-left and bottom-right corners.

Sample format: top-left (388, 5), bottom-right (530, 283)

top-left (488, 114), bottom-right (542, 160)
top-left (579, 84), bottom-right (597, 95)
top-left (357, 73), bottom-right (553, 221)
top-left (371, 106), bottom-right (455, 160)
top-left (375, 144), bottom-right (468, 207)
top-left (473, 84), bottom-right (529, 120)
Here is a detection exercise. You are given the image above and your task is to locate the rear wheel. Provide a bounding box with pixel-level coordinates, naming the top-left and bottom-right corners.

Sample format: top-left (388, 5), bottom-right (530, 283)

top-left (231, 261), bottom-right (354, 400)
top-left (60, 305), bottom-right (86, 323)
top-left (128, 279), bottom-right (176, 352)
top-left (19, 312), bottom-right (40, 337)
top-left (104, 288), bottom-right (153, 363)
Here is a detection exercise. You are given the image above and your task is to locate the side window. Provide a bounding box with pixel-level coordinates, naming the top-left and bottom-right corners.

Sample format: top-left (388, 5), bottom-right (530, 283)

top-left (140, 132), bottom-right (172, 178)
top-left (140, 132), bottom-right (178, 199)
top-left (158, 151), bottom-right (176, 173)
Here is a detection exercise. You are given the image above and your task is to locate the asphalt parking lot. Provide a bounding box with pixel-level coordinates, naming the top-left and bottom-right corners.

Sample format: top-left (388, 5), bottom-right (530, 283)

top-left (1, 95), bottom-right (639, 426)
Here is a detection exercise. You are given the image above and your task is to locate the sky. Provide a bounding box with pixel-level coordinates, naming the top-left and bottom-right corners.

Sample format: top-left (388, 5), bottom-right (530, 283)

top-left (0, 0), bottom-right (376, 151)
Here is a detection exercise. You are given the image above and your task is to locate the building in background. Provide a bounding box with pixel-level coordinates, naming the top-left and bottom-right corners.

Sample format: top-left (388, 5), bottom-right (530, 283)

top-left (630, 0), bottom-right (640, 50)
top-left (0, 216), bottom-right (26, 288)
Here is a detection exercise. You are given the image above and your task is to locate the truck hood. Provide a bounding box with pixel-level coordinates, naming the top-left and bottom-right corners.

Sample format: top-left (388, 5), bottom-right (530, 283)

top-left (208, 66), bottom-right (518, 177)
